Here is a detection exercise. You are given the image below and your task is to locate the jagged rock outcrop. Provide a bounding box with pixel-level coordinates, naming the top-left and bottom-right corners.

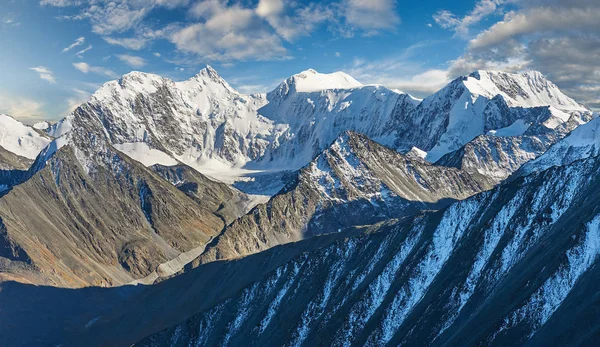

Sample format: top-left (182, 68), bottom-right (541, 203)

top-left (192, 131), bottom-right (493, 266)
top-left (435, 113), bottom-right (590, 182)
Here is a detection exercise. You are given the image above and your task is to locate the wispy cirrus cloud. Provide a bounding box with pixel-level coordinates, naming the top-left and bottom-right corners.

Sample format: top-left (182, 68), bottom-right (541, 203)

top-left (29, 66), bottom-right (56, 84)
top-left (62, 36), bottom-right (85, 52)
top-left (45, 0), bottom-right (403, 63)
top-left (72, 62), bottom-right (117, 78)
top-left (75, 45), bottom-right (92, 58)
top-left (434, 0), bottom-right (504, 37)
top-left (116, 54), bottom-right (146, 68)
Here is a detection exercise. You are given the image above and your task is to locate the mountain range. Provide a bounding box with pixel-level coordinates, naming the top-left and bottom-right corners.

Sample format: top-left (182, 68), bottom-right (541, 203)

top-left (0, 65), bottom-right (598, 346)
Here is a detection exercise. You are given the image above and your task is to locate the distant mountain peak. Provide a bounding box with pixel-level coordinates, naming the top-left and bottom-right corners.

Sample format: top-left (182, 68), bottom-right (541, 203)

top-left (462, 70), bottom-right (587, 111)
top-left (280, 69), bottom-right (363, 93)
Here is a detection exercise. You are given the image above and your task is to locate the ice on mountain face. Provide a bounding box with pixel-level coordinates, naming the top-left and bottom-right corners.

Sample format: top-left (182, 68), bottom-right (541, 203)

top-left (487, 119), bottom-right (530, 137)
top-left (0, 114), bottom-right (52, 159)
top-left (42, 66), bottom-right (587, 196)
top-left (113, 142), bottom-right (178, 167)
top-left (47, 117), bottom-right (73, 138)
top-left (420, 70), bottom-right (588, 162)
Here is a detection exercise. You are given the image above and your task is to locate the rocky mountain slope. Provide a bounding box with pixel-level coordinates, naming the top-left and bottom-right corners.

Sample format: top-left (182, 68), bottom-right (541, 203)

top-left (4, 146), bottom-right (599, 346)
top-left (435, 112), bottom-right (589, 182)
top-left (0, 107), bottom-right (248, 287)
top-left (191, 131), bottom-right (493, 266)
top-left (393, 71), bottom-right (589, 162)
top-left (136, 141), bottom-right (600, 347)
top-left (0, 67), bottom-right (590, 288)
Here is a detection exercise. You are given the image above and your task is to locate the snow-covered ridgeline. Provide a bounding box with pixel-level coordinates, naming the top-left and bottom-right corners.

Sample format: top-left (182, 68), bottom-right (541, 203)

top-left (520, 115), bottom-right (600, 175)
top-left (25, 67), bottom-right (588, 194)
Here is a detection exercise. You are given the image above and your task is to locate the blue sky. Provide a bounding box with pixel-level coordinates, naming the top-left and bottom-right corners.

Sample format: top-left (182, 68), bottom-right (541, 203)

top-left (1, 0), bottom-right (599, 123)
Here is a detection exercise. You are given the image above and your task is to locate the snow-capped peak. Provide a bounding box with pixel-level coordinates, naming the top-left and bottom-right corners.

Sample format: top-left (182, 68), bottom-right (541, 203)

top-left (463, 70), bottom-right (587, 111)
top-left (280, 69), bottom-right (363, 93)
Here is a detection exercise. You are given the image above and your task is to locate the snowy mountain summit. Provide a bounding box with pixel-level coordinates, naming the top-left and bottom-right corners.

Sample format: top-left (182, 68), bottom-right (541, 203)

top-left (274, 68), bottom-right (363, 93)
top-left (36, 67), bottom-right (590, 196)
top-left (464, 70), bottom-right (587, 111)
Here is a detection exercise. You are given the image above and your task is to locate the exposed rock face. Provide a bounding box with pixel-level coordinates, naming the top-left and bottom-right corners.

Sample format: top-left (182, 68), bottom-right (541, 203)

top-left (391, 71), bottom-right (589, 163)
top-left (435, 114), bottom-right (589, 182)
top-left (150, 164), bottom-right (252, 225)
top-left (135, 150), bottom-right (600, 347)
top-left (192, 131), bottom-right (493, 266)
top-left (0, 107), bottom-right (243, 287)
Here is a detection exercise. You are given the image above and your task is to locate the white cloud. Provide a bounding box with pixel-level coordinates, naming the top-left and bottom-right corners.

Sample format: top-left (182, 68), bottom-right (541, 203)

top-left (0, 93), bottom-right (46, 121)
top-left (66, 88), bottom-right (91, 113)
top-left (349, 59), bottom-right (449, 96)
top-left (3, 14), bottom-right (21, 27)
top-left (46, 0), bottom-right (403, 63)
top-left (447, 0), bottom-right (600, 109)
top-left (75, 45), bottom-right (92, 58)
top-left (335, 52), bottom-right (341, 57)
top-left (62, 36), bottom-right (85, 52)
top-left (434, 0), bottom-right (504, 37)
top-left (172, 1), bottom-right (289, 61)
top-left (117, 54), bottom-right (146, 68)
top-left (344, 0), bottom-right (400, 31)
top-left (469, 7), bottom-right (600, 50)
top-left (103, 36), bottom-right (148, 50)
top-left (50, 0), bottom-right (188, 35)
top-left (255, 0), bottom-right (333, 41)
top-left (40, 0), bottom-right (82, 6)
top-left (153, 52), bottom-right (161, 57)
top-left (29, 66), bottom-right (56, 84)
top-left (235, 84), bottom-right (269, 94)
top-left (347, 42), bottom-right (451, 97)
top-left (73, 62), bottom-right (117, 78)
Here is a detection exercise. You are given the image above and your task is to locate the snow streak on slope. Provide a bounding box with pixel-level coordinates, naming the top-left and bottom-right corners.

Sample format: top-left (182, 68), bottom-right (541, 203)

top-left (463, 71), bottom-right (587, 111)
top-left (113, 143), bottom-right (178, 167)
top-left (495, 214), bottom-right (600, 340)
